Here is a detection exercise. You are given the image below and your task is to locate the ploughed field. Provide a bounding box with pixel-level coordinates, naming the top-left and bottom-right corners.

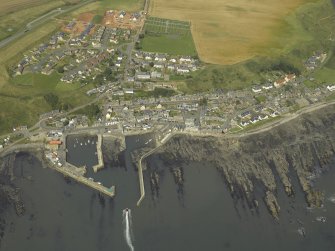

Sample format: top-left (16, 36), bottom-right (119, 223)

top-left (149, 0), bottom-right (317, 65)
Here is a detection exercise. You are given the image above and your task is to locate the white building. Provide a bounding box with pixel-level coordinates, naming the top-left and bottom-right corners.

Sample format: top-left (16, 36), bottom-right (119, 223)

top-left (327, 85), bottom-right (335, 92)
top-left (252, 86), bottom-right (262, 93)
top-left (176, 66), bottom-right (190, 74)
top-left (179, 56), bottom-right (192, 63)
top-left (123, 88), bottom-right (134, 94)
top-left (262, 84), bottom-right (273, 90)
top-left (154, 63), bottom-right (164, 69)
top-left (136, 72), bottom-right (151, 80)
top-left (154, 54), bottom-right (167, 62)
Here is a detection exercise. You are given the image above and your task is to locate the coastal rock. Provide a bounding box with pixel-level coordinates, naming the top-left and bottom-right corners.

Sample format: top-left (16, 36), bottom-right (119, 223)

top-left (264, 191), bottom-right (280, 220)
top-left (102, 136), bottom-right (125, 167)
top-left (155, 104), bottom-right (335, 219)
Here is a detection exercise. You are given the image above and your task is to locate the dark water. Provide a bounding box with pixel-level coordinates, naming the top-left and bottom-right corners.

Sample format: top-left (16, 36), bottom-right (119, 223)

top-left (1, 135), bottom-right (335, 251)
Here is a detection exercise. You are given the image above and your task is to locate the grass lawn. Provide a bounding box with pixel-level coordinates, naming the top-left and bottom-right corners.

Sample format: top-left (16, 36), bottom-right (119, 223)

top-left (140, 33), bottom-right (197, 56)
top-left (92, 14), bottom-right (103, 24)
top-left (313, 67), bottom-right (335, 83)
top-left (12, 72), bottom-right (61, 89)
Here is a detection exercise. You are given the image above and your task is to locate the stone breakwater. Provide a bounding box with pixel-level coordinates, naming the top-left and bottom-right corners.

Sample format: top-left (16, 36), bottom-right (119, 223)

top-left (152, 105), bottom-right (335, 219)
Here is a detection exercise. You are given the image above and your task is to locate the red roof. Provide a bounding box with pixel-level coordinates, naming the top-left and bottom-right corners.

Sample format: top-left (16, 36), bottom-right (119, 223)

top-left (49, 140), bottom-right (62, 145)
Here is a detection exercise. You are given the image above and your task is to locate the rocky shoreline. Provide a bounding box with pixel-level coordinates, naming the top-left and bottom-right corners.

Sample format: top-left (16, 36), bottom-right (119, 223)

top-left (0, 104), bottom-right (334, 228)
top-left (102, 135), bottom-right (126, 167)
top-left (149, 104), bottom-right (335, 219)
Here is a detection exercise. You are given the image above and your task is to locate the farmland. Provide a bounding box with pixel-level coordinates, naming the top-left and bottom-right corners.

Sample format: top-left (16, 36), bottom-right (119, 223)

top-left (140, 17), bottom-right (197, 56)
top-left (140, 34), bottom-right (197, 56)
top-left (149, 0), bottom-right (323, 65)
top-left (0, 0), bottom-right (80, 41)
top-left (70, 0), bottom-right (144, 17)
top-left (0, 0), bottom-right (55, 16)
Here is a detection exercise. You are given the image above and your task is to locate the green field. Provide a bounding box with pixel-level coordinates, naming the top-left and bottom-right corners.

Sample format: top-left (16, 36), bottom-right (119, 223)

top-left (100, 0), bottom-right (143, 10)
top-left (140, 16), bottom-right (197, 56)
top-left (0, 71), bottom-right (94, 134)
top-left (70, 0), bottom-right (144, 16)
top-left (144, 17), bottom-right (191, 35)
top-left (140, 33), bottom-right (197, 56)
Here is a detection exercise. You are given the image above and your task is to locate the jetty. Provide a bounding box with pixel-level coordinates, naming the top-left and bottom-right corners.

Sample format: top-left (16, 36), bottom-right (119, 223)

top-left (93, 134), bottom-right (104, 172)
top-left (136, 130), bottom-right (175, 206)
top-left (54, 162), bottom-right (115, 197)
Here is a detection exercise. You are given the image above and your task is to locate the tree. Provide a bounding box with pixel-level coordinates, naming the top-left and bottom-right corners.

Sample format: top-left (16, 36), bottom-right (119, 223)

top-left (57, 66), bottom-right (64, 73)
top-left (86, 104), bottom-right (101, 120)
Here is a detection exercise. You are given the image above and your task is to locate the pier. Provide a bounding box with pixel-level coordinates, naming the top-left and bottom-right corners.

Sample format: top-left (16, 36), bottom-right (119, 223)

top-left (93, 134), bottom-right (104, 173)
top-left (136, 130), bottom-right (175, 206)
top-left (54, 162), bottom-right (115, 197)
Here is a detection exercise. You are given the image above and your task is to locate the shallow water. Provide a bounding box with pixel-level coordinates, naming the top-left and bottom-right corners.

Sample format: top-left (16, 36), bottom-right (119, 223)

top-left (1, 135), bottom-right (334, 251)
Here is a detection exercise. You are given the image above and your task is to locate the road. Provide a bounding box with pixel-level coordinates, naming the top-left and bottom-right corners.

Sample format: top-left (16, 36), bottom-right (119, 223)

top-left (123, 0), bottom-right (150, 81)
top-left (0, 0), bottom-right (95, 49)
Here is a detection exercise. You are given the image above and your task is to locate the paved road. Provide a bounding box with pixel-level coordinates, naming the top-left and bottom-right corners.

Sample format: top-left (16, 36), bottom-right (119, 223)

top-left (0, 0), bottom-right (95, 49)
top-left (123, 0), bottom-right (150, 81)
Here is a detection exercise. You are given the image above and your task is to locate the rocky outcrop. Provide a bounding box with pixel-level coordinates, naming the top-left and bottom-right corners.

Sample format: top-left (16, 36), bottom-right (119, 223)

top-left (152, 104), bottom-right (335, 219)
top-left (102, 136), bottom-right (125, 167)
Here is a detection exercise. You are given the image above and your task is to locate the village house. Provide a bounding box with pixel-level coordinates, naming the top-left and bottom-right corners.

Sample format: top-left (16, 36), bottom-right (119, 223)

top-left (123, 88), bottom-right (134, 94)
top-left (327, 85), bottom-right (335, 92)
top-left (135, 72), bottom-right (151, 80)
top-left (179, 56), bottom-right (192, 63)
top-left (262, 83), bottom-right (273, 90)
top-left (176, 66), bottom-right (190, 74)
top-left (252, 86), bottom-right (262, 93)
top-left (154, 62), bottom-right (165, 69)
top-left (151, 71), bottom-right (162, 79)
top-left (240, 111), bottom-right (251, 119)
top-left (144, 54), bottom-right (153, 61)
top-left (167, 65), bottom-right (175, 71)
top-left (154, 54), bottom-right (167, 62)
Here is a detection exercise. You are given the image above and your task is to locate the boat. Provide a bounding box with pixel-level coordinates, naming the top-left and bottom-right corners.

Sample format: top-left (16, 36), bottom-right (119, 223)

top-left (316, 216), bottom-right (326, 223)
top-left (328, 196), bottom-right (335, 203)
top-left (298, 227), bottom-right (306, 237)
